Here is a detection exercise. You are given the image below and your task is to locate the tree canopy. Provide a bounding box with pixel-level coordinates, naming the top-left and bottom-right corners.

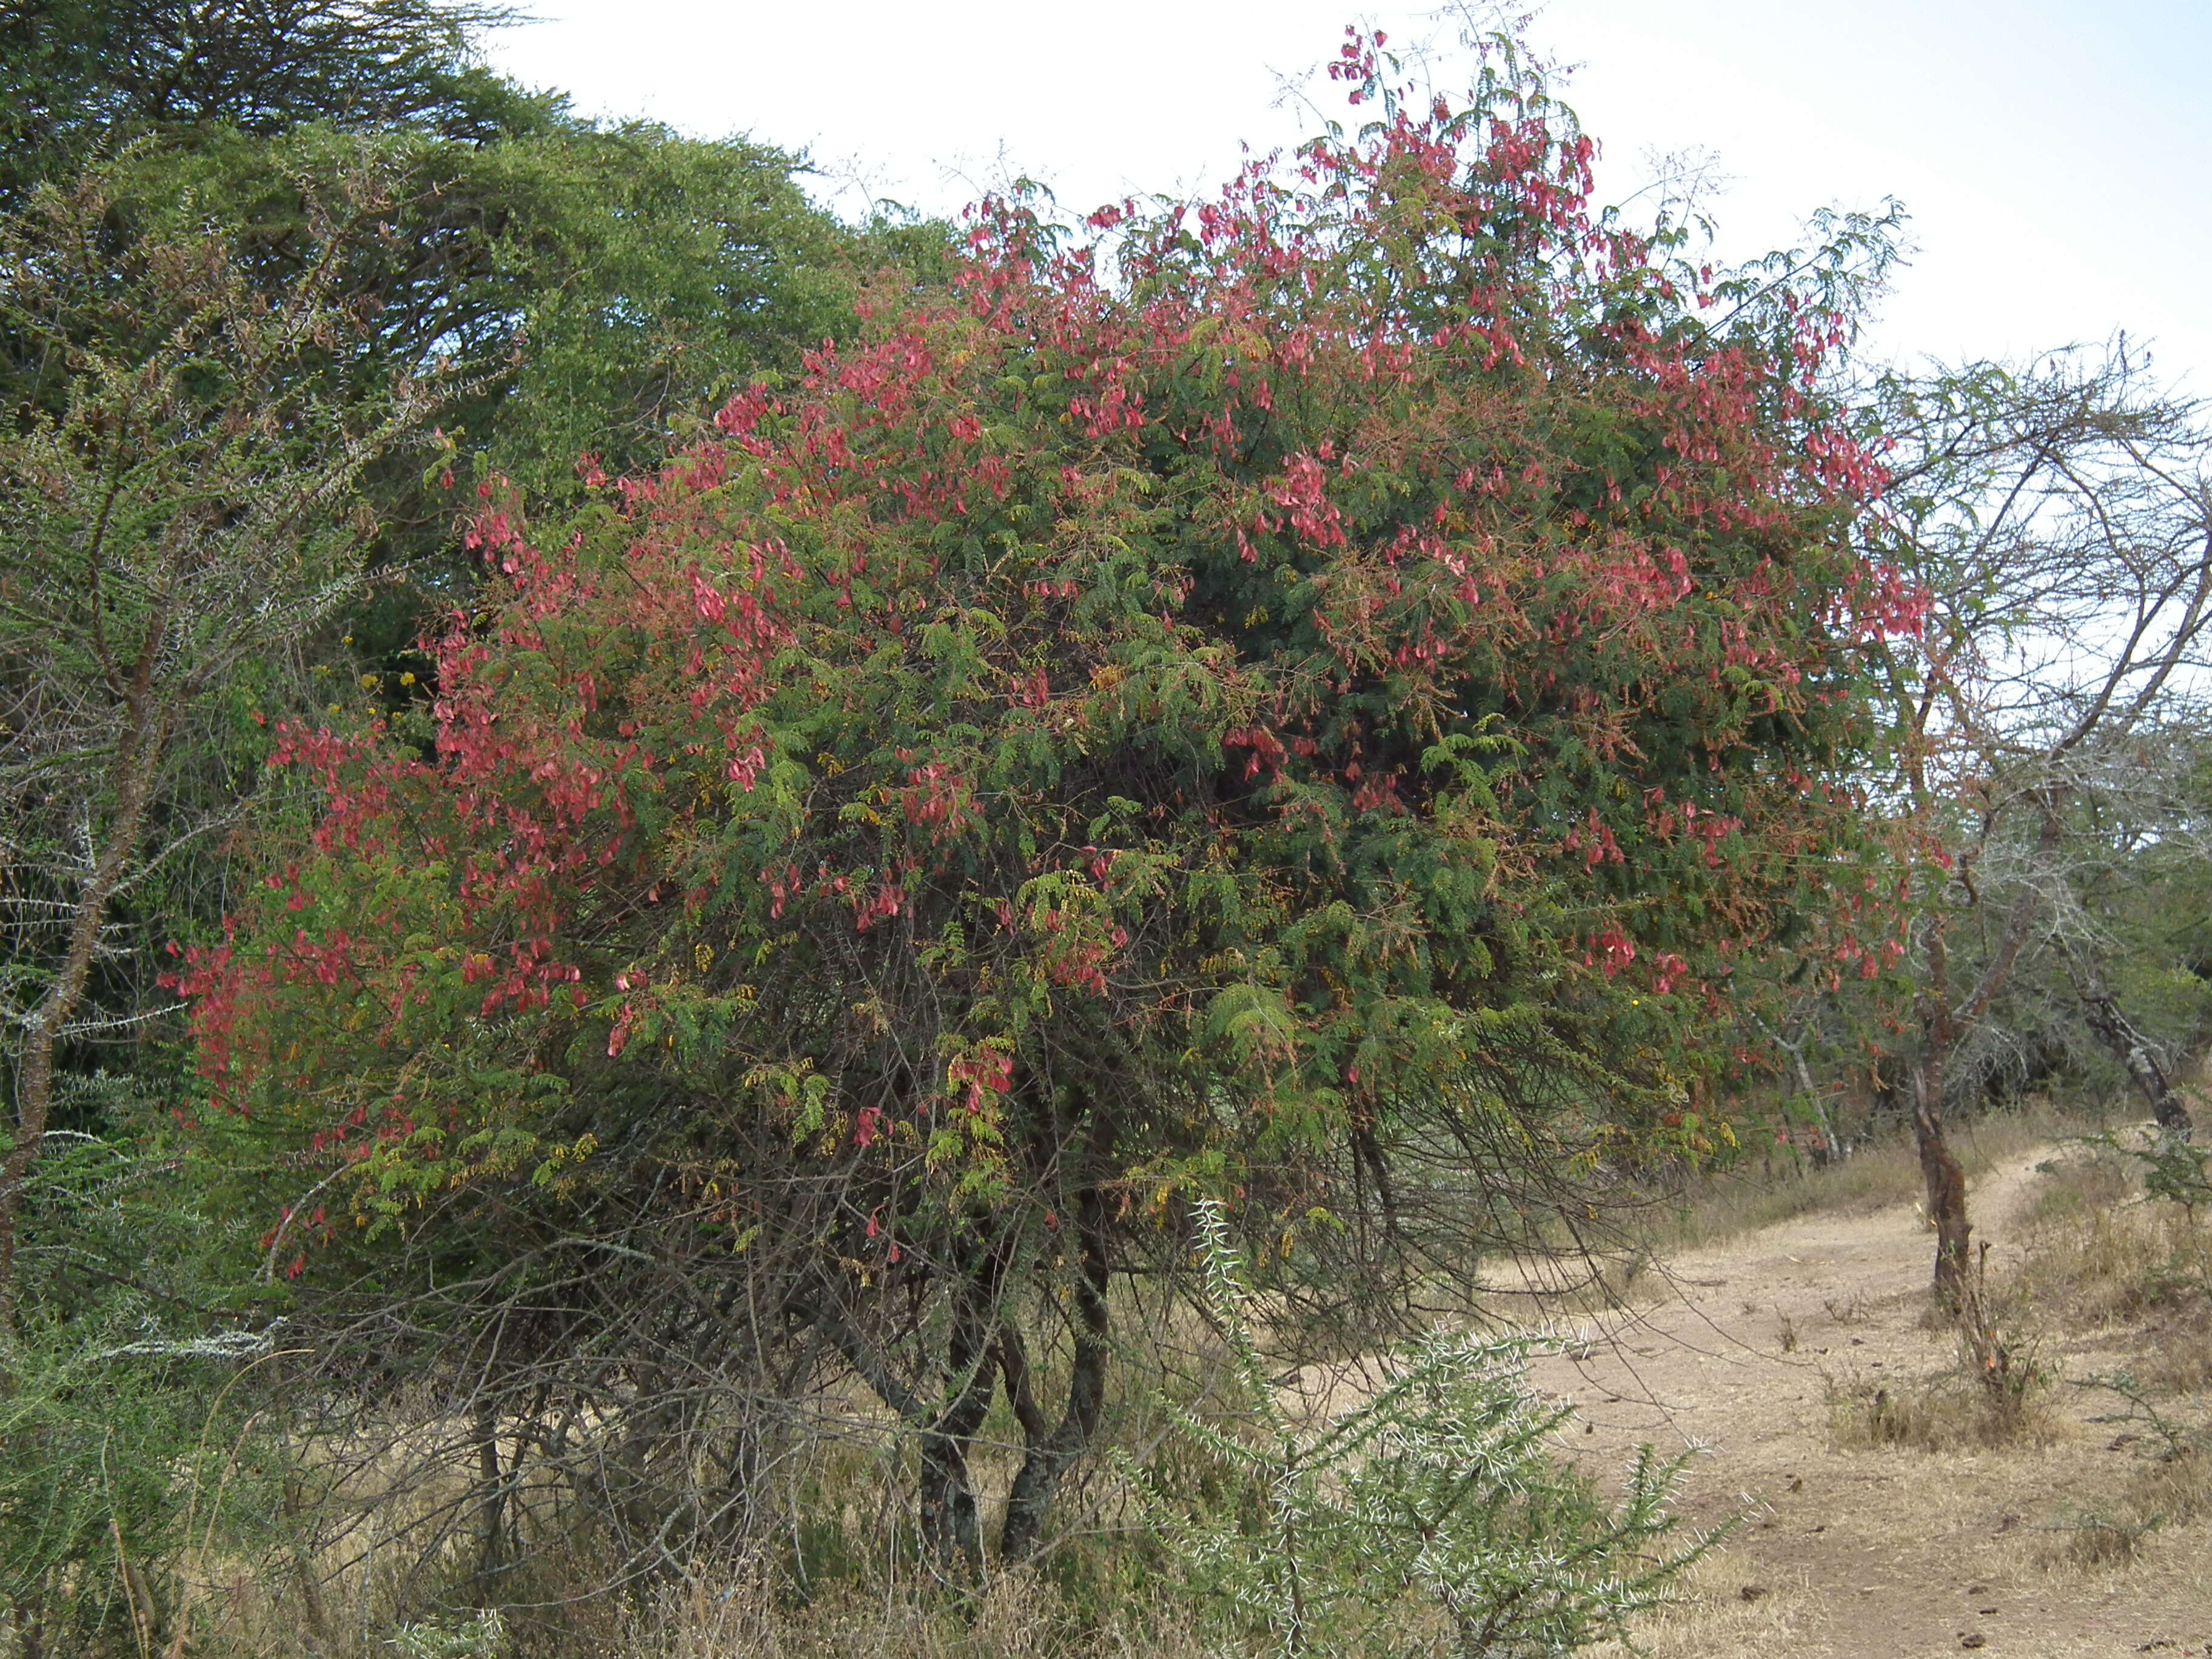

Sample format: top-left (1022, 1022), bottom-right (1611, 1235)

top-left (178, 33), bottom-right (1912, 1566)
top-left (0, 0), bottom-right (537, 206)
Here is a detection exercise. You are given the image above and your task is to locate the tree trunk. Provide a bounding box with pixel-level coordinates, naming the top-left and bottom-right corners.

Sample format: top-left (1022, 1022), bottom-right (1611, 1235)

top-left (801, 1238), bottom-right (1007, 1580)
top-left (919, 1262), bottom-right (1001, 1578)
top-left (916, 1403), bottom-right (987, 1574)
top-left (1789, 1044), bottom-right (1846, 1164)
top-left (999, 1191), bottom-right (1110, 1563)
top-left (472, 1401), bottom-right (508, 1582)
top-left (2071, 956), bottom-right (2194, 1138)
top-left (1910, 1032), bottom-right (1972, 1308)
top-left (1903, 819), bottom-right (2051, 1309)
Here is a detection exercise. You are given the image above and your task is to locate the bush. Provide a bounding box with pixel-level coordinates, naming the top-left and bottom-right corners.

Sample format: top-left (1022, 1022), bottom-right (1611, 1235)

top-left (1137, 1202), bottom-right (1717, 1658)
top-left (0, 1118), bottom-right (292, 1657)
top-left (179, 20), bottom-right (1905, 1572)
top-left (0, 1318), bottom-right (296, 1655)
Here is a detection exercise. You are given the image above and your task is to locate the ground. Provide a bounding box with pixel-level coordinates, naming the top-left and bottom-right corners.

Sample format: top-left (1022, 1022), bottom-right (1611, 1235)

top-left (1476, 1145), bottom-right (2212, 1658)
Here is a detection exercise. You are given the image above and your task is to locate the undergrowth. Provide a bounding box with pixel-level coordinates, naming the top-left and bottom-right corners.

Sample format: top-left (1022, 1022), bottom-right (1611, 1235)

top-left (2037, 1369), bottom-right (2212, 1570)
top-left (22, 1105), bottom-right (2210, 1655)
top-left (1131, 1202), bottom-right (1720, 1659)
top-left (2011, 1136), bottom-right (2212, 1328)
top-left (1826, 1282), bottom-right (2053, 1453)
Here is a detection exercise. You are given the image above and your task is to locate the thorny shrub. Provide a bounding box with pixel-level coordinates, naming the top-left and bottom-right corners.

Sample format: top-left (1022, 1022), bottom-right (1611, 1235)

top-left (1134, 1202), bottom-right (1717, 1659)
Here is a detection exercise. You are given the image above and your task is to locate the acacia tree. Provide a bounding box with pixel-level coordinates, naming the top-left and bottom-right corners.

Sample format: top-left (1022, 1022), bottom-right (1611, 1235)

top-left (3, 0), bottom-right (886, 598)
top-left (1871, 347), bottom-right (2212, 1301)
top-left (0, 164), bottom-right (442, 1327)
top-left (0, 0), bottom-right (868, 1201)
top-left (0, 0), bottom-right (532, 209)
top-left (183, 33), bottom-right (1909, 1573)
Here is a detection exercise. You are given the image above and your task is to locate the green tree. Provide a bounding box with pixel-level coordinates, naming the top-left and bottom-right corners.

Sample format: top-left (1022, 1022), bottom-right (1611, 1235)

top-left (0, 0), bottom-right (535, 208)
top-left (0, 163), bottom-right (445, 1326)
top-left (182, 32), bottom-right (1905, 1576)
top-left (0, 0), bottom-right (894, 1194)
top-left (6, 113), bottom-right (883, 550)
top-left (0, 2), bottom-right (933, 1640)
top-left (4, 0), bottom-right (918, 578)
top-left (0, 159), bottom-right (454, 1652)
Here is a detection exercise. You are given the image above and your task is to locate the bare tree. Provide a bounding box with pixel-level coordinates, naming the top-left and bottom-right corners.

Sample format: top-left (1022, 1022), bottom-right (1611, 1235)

top-left (1875, 345), bottom-right (2212, 1301)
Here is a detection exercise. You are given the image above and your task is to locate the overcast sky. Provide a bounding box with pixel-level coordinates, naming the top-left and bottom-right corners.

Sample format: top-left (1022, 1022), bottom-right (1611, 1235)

top-left (486, 1), bottom-right (2212, 390)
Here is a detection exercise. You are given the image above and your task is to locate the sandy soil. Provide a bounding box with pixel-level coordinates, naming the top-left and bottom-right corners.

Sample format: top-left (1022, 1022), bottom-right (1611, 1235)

top-left (1496, 1148), bottom-right (2212, 1658)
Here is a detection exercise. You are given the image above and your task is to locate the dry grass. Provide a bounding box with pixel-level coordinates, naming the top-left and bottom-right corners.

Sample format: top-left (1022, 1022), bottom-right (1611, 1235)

top-left (2037, 1510), bottom-right (2159, 1569)
top-left (2031, 1447), bottom-right (2212, 1572)
top-left (174, 1538), bottom-right (1193, 1659)
top-left (1819, 1134), bottom-right (2210, 1460)
top-left (1825, 1354), bottom-right (2055, 1454)
top-left (1583, 1558), bottom-right (1814, 1659)
top-left (614, 1565), bottom-right (1198, 1659)
top-left (1972, 1136), bottom-right (2212, 1580)
top-left (1646, 1099), bottom-right (2096, 1253)
top-left (2028, 1354), bottom-right (2212, 1578)
top-left (2130, 1441), bottom-right (2212, 1524)
top-left (1540, 1108), bottom-right (2212, 1657)
top-left (2135, 1319), bottom-right (2212, 1393)
top-left (2009, 1140), bottom-right (2212, 1330)
top-left (56, 1104), bottom-right (2212, 1659)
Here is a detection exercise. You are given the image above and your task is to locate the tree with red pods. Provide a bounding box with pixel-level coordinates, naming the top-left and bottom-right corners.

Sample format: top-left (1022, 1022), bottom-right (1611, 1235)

top-left (180, 31), bottom-right (1909, 1574)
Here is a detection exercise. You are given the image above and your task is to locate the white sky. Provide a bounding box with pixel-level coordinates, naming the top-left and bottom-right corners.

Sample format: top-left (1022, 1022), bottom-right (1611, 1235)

top-left (486, 1), bottom-right (2212, 390)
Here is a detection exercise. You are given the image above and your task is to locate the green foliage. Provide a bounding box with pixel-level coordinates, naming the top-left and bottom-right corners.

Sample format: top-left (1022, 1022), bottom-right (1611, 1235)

top-left (2142, 1141), bottom-right (2212, 1221)
top-left (6, 115), bottom-right (886, 558)
top-left (0, 1114), bottom-right (286, 1654)
top-left (0, 0), bottom-right (545, 207)
top-left (451, 121), bottom-right (883, 503)
top-left (2091, 1129), bottom-right (2212, 1231)
top-left (0, 152), bottom-right (451, 1342)
top-left (0, 1324), bottom-right (281, 1651)
top-left (194, 53), bottom-right (1895, 1235)
top-left (171, 32), bottom-right (1907, 1570)
top-left (0, 0), bottom-right (898, 1345)
top-left (1139, 1202), bottom-right (1715, 1658)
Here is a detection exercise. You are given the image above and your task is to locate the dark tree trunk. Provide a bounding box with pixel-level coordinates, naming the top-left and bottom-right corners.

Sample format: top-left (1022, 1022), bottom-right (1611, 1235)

top-left (918, 1301), bottom-right (999, 1577)
top-left (999, 1189), bottom-right (1110, 1563)
top-left (1911, 1029), bottom-right (1972, 1308)
top-left (1905, 817), bottom-right (2052, 1307)
top-left (797, 1271), bottom-right (994, 1581)
top-left (473, 1401), bottom-right (508, 1581)
top-left (2071, 956), bottom-right (2195, 1137)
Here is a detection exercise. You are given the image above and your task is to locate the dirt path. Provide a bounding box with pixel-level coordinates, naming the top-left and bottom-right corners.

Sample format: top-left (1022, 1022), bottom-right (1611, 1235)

top-left (1503, 1148), bottom-right (2212, 1658)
